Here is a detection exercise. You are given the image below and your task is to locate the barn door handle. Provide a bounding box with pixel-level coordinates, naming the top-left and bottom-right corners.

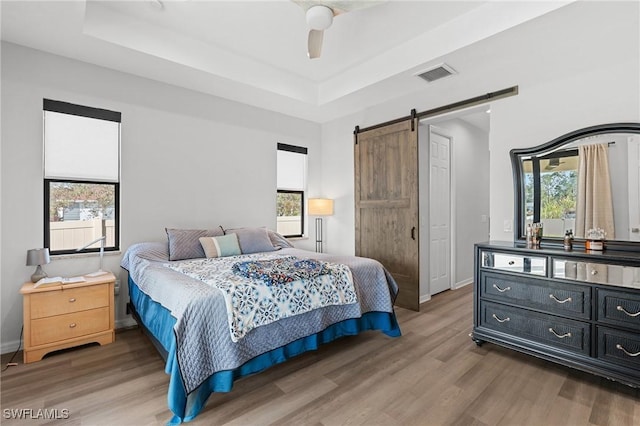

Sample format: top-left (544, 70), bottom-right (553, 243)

top-left (411, 227), bottom-right (416, 240)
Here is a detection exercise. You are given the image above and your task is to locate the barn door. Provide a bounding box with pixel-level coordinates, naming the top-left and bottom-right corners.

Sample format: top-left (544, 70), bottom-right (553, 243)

top-left (355, 119), bottom-right (420, 311)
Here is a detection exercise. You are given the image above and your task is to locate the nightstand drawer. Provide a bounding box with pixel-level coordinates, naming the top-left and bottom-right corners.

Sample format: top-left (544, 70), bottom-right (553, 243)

top-left (481, 272), bottom-right (590, 319)
top-left (480, 301), bottom-right (590, 355)
top-left (30, 284), bottom-right (110, 319)
top-left (30, 307), bottom-right (111, 346)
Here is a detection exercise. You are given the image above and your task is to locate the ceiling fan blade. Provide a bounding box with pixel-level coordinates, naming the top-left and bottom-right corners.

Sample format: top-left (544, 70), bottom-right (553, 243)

top-left (308, 29), bottom-right (324, 59)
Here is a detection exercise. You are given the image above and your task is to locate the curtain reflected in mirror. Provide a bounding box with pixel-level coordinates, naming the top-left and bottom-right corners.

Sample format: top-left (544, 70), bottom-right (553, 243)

top-left (575, 143), bottom-right (614, 239)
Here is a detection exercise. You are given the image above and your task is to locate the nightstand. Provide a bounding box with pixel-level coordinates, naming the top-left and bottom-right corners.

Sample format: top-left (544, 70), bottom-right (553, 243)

top-left (20, 273), bottom-right (115, 363)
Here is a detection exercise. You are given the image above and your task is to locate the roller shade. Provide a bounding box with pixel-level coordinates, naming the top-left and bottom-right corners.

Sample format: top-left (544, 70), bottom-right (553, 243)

top-left (44, 100), bottom-right (120, 182)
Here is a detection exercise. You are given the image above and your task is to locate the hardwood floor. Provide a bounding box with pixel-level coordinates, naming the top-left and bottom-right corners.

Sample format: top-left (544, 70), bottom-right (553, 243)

top-left (2, 285), bottom-right (638, 425)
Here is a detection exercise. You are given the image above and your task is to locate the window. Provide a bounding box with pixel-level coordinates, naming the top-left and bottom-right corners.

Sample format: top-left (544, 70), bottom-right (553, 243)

top-left (276, 143), bottom-right (307, 237)
top-left (43, 99), bottom-right (121, 254)
top-left (523, 150), bottom-right (578, 237)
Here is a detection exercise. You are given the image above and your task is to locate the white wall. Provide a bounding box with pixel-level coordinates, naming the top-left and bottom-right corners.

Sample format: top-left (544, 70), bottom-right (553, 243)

top-left (0, 42), bottom-right (321, 352)
top-left (320, 1), bottom-right (639, 274)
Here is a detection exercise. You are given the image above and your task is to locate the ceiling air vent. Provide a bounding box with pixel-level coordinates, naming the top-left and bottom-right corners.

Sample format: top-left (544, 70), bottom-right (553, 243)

top-left (416, 64), bottom-right (457, 83)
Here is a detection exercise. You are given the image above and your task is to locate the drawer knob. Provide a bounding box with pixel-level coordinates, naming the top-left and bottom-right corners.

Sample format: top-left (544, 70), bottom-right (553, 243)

top-left (508, 260), bottom-right (515, 265)
top-left (549, 294), bottom-right (572, 304)
top-left (591, 270), bottom-right (598, 275)
top-left (69, 298), bottom-right (76, 303)
top-left (548, 328), bottom-right (572, 339)
top-left (69, 323), bottom-right (77, 328)
top-left (616, 305), bottom-right (640, 317)
top-left (492, 313), bottom-right (510, 323)
top-left (616, 344), bottom-right (640, 357)
top-left (492, 284), bottom-right (511, 293)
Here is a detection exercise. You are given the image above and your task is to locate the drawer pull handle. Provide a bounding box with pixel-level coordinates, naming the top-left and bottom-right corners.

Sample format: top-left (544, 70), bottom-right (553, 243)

top-left (68, 298), bottom-right (76, 303)
top-left (492, 314), bottom-right (510, 323)
top-left (549, 294), bottom-right (572, 304)
top-left (69, 323), bottom-right (77, 329)
top-left (508, 260), bottom-right (515, 265)
top-left (548, 328), bottom-right (572, 339)
top-left (616, 344), bottom-right (640, 357)
top-left (492, 284), bottom-right (511, 293)
top-left (616, 305), bottom-right (640, 317)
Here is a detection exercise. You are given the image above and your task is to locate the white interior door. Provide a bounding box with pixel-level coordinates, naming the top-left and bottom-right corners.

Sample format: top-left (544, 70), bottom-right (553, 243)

top-left (429, 125), bottom-right (451, 295)
top-left (629, 136), bottom-right (640, 242)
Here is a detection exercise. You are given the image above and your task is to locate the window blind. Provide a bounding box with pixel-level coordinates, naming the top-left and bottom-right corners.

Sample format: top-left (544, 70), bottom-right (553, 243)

top-left (277, 144), bottom-right (307, 190)
top-left (43, 100), bottom-right (120, 182)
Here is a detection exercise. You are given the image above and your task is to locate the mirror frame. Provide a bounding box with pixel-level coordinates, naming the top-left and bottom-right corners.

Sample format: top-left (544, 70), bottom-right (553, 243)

top-left (510, 122), bottom-right (640, 252)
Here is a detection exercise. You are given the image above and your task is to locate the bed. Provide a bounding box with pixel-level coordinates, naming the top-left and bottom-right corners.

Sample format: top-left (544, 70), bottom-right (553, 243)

top-left (121, 227), bottom-right (401, 424)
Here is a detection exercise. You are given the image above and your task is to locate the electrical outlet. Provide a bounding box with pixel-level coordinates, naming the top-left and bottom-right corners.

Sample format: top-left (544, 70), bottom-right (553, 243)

top-left (114, 278), bottom-right (120, 296)
top-left (481, 215), bottom-right (488, 223)
top-left (503, 219), bottom-right (512, 232)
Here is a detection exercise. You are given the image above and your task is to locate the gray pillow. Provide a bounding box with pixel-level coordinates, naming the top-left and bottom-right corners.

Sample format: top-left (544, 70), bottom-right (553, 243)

top-left (223, 227), bottom-right (277, 254)
top-left (166, 227), bottom-right (224, 261)
top-left (268, 230), bottom-right (294, 248)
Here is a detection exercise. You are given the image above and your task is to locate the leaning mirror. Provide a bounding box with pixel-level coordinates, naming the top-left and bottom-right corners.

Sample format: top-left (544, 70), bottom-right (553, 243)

top-left (511, 123), bottom-right (640, 251)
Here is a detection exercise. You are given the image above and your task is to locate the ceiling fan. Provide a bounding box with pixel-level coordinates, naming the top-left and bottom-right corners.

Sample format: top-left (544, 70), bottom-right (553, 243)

top-left (292, 1), bottom-right (383, 59)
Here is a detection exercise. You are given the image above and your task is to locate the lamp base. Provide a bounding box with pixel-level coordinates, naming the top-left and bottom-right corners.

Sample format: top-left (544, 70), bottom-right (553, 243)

top-left (31, 265), bottom-right (48, 283)
top-left (315, 217), bottom-right (323, 253)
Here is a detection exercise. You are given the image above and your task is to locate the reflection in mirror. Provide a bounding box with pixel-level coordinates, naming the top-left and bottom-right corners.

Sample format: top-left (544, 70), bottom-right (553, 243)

top-left (511, 123), bottom-right (640, 249)
top-left (522, 150), bottom-right (578, 237)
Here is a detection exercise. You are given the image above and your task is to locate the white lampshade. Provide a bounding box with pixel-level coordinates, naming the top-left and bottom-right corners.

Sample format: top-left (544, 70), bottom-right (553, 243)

top-left (308, 198), bottom-right (334, 216)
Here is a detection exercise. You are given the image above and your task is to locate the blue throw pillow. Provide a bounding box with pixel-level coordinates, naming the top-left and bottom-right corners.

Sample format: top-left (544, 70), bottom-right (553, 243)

top-left (199, 234), bottom-right (241, 258)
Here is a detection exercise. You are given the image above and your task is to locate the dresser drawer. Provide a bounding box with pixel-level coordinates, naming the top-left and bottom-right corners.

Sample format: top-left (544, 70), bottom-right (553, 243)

top-left (481, 272), bottom-right (590, 319)
top-left (30, 307), bottom-right (111, 346)
top-left (30, 284), bottom-right (110, 319)
top-left (481, 251), bottom-right (546, 276)
top-left (597, 289), bottom-right (640, 331)
top-left (597, 327), bottom-right (640, 371)
top-left (554, 259), bottom-right (640, 289)
top-left (480, 301), bottom-right (590, 355)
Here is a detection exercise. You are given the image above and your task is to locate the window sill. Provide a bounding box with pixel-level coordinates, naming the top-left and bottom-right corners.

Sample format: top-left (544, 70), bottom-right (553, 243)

top-left (51, 251), bottom-right (121, 260)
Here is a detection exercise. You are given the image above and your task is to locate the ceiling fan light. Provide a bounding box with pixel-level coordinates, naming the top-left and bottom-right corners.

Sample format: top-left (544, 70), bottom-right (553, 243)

top-left (306, 5), bottom-right (333, 30)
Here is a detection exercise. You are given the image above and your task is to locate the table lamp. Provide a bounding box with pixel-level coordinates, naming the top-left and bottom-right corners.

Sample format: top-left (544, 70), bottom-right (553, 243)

top-left (26, 248), bottom-right (50, 283)
top-left (308, 198), bottom-right (334, 253)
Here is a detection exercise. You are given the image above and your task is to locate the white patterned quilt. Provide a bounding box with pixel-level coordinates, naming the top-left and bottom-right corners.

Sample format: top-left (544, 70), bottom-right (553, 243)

top-left (166, 253), bottom-right (357, 342)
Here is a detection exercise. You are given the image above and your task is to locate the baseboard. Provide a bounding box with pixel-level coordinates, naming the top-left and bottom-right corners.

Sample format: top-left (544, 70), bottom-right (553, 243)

top-left (116, 317), bottom-right (137, 329)
top-left (419, 278), bottom-right (473, 304)
top-left (1, 339), bottom-right (21, 356)
top-left (453, 278), bottom-right (473, 289)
